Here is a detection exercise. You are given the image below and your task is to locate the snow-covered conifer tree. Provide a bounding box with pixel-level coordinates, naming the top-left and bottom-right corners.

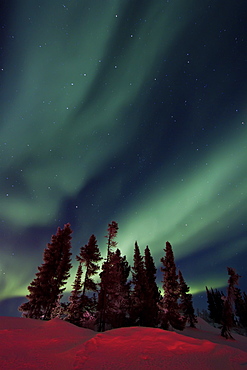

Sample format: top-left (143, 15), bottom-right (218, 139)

top-left (221, 267), bottom-right (240, 339)
top-left (98, 221), bottom-right (119, 331)
top-left (76, 234), bottom-right (102, 322)
top-left (130, 242), bottom-right (147, 326)
top-left (206, 287), bottom-right (224, 324)
top-left (178, 270), bottom-right (197, 328)
top-left (143, 246), bottom-right (160, 327)
top-left (77, 234), bottom-right (102, 299)
top-left (106, 221), bottom-right (119, 261)
top-left (160, 241), bottom-right (185, 331)
top-left (19, 223), bottom-right (73, 320)
top-left (66, 262), bottom-right (83, 325)
top-left (234, 288), bottom-right (247, 331)
top-left (104, 249), bottom-right (130, 329)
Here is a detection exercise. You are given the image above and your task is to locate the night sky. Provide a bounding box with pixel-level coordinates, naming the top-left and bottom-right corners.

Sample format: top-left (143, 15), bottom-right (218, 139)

top-left (1, 1), bottom-right (246, 315)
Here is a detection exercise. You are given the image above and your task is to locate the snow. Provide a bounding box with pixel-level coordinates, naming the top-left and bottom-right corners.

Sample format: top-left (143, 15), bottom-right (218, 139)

top-left (0, 316), bottom-right (246, 369)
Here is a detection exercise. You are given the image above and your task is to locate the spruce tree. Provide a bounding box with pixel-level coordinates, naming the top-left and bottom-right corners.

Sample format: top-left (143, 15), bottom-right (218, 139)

top-left (130, 242), bottom-right (147, 326)
top-left (221, 267), bottom-right (240, 339)
top-left (98, 221), bottom-right (119, 331)
top-left (242, 292), bottom-right (247, 331)
top-left (206, 287), bottom-right (215, 323)
top-left (19, 223), bottom-right (73, 320)
top-left (106, 221), bottom-right (119, 261)
top-left (77, 235), bottom-right (102, 302)
top-left (143, 246), bottom-right (160, 327)
top-left (104, 249), bottom-right (131, 329)
top-left (66, 262), bottom-right (83, 326)
top-left (178, 270), bottom-right (197, 328)
top-left (234, 289), bottom-right (247, 331)
top-left (160, 241), bottom-right (186, 331)
top-left (206, 287), bottom-right (224, 324)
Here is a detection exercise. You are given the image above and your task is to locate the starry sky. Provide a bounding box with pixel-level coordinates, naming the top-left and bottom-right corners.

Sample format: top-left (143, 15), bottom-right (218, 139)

top-left (0, 0), bottom-right (246, 315)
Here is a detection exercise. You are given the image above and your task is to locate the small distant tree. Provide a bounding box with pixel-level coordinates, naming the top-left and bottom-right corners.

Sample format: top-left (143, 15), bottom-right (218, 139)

top-left (19, 223), bottom-right (73, 320)
top-left (221, 267), bottom-right (240, 339)
top-left (178, 270), bottom-right (197, 328)
top-left (235, 288), bottom-right (247, 331)
top-left (160, 241), bottom-right (186, 331)
top-left (242, 292), bottom-right (247, 332)
top-left (206, 287), bottom-right (224, 325)
top-left (197, 308), bottom-right (211, 322)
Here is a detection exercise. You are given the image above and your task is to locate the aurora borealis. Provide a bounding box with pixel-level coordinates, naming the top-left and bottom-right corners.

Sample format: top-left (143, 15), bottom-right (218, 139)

top-left (1, 1), bottom-right (246, 314)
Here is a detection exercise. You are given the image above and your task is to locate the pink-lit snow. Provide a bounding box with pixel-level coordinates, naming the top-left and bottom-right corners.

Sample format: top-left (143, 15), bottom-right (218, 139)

top-left (0, 316), bottom-right (246, 369)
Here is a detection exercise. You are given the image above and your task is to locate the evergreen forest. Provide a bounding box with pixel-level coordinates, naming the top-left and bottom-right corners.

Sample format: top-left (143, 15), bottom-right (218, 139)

top-left (18, 222), bottom-right (247, 339)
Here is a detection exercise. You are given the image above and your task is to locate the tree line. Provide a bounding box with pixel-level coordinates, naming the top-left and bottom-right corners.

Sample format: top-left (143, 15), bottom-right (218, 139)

top-left (206, 268), bottom-right (247, 338)
top-left (19, 221), bottom-right (246, 339)
top-left (19, 221), bottom-right (197, 332)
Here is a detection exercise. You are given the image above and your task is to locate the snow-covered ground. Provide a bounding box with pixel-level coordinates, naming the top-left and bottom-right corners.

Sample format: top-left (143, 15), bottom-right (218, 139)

top-left (0, 316), bottom-right (246, 369)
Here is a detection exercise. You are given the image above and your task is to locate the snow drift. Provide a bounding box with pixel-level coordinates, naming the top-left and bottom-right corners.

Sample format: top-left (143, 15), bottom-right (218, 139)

top-left (0, 316), bottom-right (246, 369)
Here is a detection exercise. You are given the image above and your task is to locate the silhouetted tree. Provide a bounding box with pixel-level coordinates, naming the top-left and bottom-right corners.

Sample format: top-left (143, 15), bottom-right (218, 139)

top-left (160, 241), bottom-right (186, 331)
top-left (130, 242), bottom-right (147, 326)
top-left (66, 262), bottom-right (83, 325)
top-left (19, 223), bottom-right (73, 320)
top-left (77, 234), bottom-right (102, 311)
top-left (221, 267), bottom-right (241, 339)
top-left (178, 270), bottom-right (197, 328)
top-left (98, 221), bottom-right (119, 331)
top-left (234, 288), bottom-right (247, 331)
top-left (221, 298), bottom-right (233, 339)
top-left (242, 292), bottom-right (247, 331)
top-left (104, 249), bottom-right (131, 328)
top-left (206, 287), bottom-right (224, 324)
top-left (143, 246), bottom-right (160, 327)
top-left (106, 221), bottom-right (119, 262)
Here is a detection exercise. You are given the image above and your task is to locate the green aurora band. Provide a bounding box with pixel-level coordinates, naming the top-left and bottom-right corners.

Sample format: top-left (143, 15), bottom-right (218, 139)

top-left (0, 1), bottom-right (246, 303)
